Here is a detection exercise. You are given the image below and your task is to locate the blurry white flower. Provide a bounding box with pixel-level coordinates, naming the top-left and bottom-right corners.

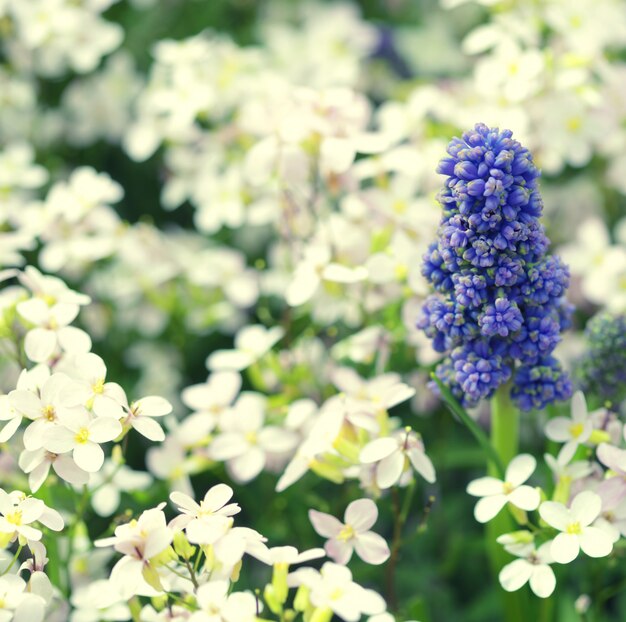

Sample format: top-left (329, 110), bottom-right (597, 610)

top-left (189, 581), bottom-right (258, 622)
top-left (288, 562), bottom-right (386, 621)
top-left (210, 393), bottom-right (298, 483)
top-left (17, 298), bottom-right (91, 363)
top-left (544, 391), bottom-right (593, 453)
top-left (0, 574), bottom-right (46, 622)
top-left (69, 580), bottom-right (130, 622)
top-left (89, 460), bottom-right (152, 517)
top-left (498, 541), bottom-right (556, 598)
top-left (286, 244), bottom-right (368, 307)
top-left (359, 429), bottom-right (436, 489)
top-left (206, 325), bottom-right (284, 371)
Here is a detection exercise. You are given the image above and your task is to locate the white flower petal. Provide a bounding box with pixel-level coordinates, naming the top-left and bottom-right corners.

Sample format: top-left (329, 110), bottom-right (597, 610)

top-left (376, 450), bottom-right (405, 489)
top-left (571, 391), bottom-right (588, 423)
top-left (131, 417), bottom-right (165, 442)
top-left (505, 454), bottom-right (536, 487)
top-left (570, 491), bottom-right (602, 526)
top-left (24, 329), bottom-right (56, 363)
top-left (309, 510), bottom-right (343, 538)
top-left (579, 527), bottom-right (613, 558)
top-left (474, 495), bottom-right (508, 523)
top-left (539, 501), bottom-right (570, 531)
top-left (345, 499), bottom-right (377, 533)
top-left (529, 565), bottom-right (556, 598)
top-left (466, 476), bottom-right (503, 497)
top-left (359, 438), bottom-right (398, 464)
top-left (354, 531), bottom-right (390, 565)
top-left (508, 486), bottom-right (540, 511)
top-left (551, 533), bottom-right (580, 564)
top-left (73, 442), bottom-right (104, 473)
top-left (499, 559), bottom-right (532, 592)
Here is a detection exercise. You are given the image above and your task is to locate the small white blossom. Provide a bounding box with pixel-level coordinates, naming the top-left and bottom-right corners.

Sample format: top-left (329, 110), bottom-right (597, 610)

top-left (467, 454), bottom-right (540, 523)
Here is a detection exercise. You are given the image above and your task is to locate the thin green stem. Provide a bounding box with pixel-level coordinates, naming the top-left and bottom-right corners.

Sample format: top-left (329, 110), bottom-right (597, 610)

top-left (0, 544), bottom-right (22, 576)
top-left (488, 385), bottom-right (526, 622)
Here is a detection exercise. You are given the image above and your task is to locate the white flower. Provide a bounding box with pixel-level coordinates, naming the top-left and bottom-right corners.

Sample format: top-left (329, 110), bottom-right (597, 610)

top-left (95, 505), bottom-right (173, 599)
top-left (181, 371), bottom-right (241, 434)
top-left (19, 447), bottom-right (89, 492)
top-left (288, 562), bottom-right (386, 622)
top-left (70, 580), bottom-right (131, 622)
top-left (498, 542), bottom-right (556, 598)
top-left (466, 454), bottom-right (540, 523)
top-left (169, 484), bottom-right (240, 545)
top-left (0, 574), bottom-right (46, 622)
top-left (0, 489), bottom-right (63, 545)
top-left (206, 325), bottom-right (284, 371)
top-left (89, 460), bottom-right (152, 517)
top-left (544, 391), bottom-right (593, 453)
top-left (309, 498), bottom-right (390, 565)
top-left (545, 443), bottom-right (593, 484)
top-left (359, 429), bottom-right (436, 489)
top-left (9, 373), bottom-right (72, 451)
top-left (189, 581), bottom-right (258, 622)
top-left (60, 352), bottom-right (126, 419)
top-left (18, 266), bottom-right (90, 307)
top-left (43, 407), bottom-right (121, 472)
top-left (122, 395), bottom-right (172, 442)
top-left (539, 491), bottom-right (614, 564)
top-left (209, 393), bottom-right (298, 483)
top-left (17, 297), bottom-right (91, 363)
top-left (285, 244), bottom-right (368, 307)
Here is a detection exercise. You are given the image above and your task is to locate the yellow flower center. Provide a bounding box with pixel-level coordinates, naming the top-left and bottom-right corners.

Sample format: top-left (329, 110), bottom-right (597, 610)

top-left (74, 428), bottom-right (90, 444)
top-left (566, 116), bottom-right (582, 133)
top-left (338, 524), bottom-right (355, 542)
top-left (245, 431), bottom-right (257, 444)
top-left (330, 587), bottom-right (344, 600)
top-left (92, 378), bottom-right (105, 394)
top-left (569, 423), bottom-right (585, 438)
top-left (566, 521), bottom-right (582, 535)
top-left (392, 199), bottom-right (407, 215)
top-left (6, 510), bottom-right (22, 526)
top-left (42, 405), bottom-right (56, 421)
top-left (394, 263), bottom-right (408, 281)
top-left (502, 481), bottom-right (515, 495)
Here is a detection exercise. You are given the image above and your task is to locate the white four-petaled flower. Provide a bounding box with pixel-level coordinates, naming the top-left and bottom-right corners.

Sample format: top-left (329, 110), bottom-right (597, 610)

top-left (467, 454), bottom-right (540, 523)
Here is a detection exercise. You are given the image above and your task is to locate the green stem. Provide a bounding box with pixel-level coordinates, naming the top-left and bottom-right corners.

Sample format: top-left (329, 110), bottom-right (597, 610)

top-left (1, 544), bottom-right (22, 576)
top-left (488, 385), bottom-right (526, 622)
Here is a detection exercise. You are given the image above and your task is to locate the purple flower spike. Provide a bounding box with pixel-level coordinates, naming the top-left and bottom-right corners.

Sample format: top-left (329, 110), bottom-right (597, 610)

top-left (418, 123), bottom-right (572, 410)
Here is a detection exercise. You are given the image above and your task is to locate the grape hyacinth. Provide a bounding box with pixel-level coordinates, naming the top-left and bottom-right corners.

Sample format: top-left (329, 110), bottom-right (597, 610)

top-left (418, 123), bottom-right (573, 410)
top-left (576, 311), bottom-right (626, 407)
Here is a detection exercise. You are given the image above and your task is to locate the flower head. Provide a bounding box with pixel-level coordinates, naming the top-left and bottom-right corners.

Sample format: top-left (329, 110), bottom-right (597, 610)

top-left (575, 311), bottom-right (626, 407)
top-left (309, 498), bottom-right (390, 565)
top-left (419, 123), bottom-right (572, 409)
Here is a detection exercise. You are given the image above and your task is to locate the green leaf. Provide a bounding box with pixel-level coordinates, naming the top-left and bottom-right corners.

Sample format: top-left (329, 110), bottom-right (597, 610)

top-left (430, 373), bottom-right (504, 478)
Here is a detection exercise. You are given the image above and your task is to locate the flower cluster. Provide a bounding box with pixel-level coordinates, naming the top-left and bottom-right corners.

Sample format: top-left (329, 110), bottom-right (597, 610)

top-left (575, 311), bottom-right (626, 407)
top-left (419, 123), bottom-right (572, 409)
top-left (467, 391), bottom-right (626, 599)
top-left (93, 484), bottom-right (390, 622)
